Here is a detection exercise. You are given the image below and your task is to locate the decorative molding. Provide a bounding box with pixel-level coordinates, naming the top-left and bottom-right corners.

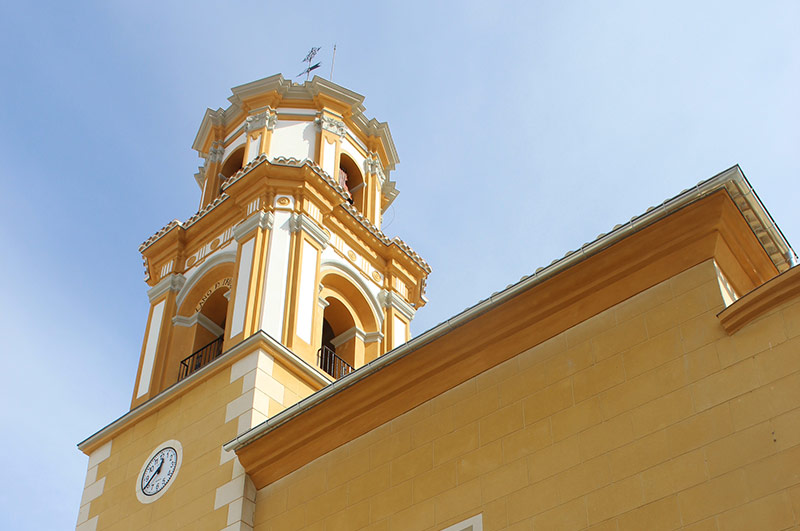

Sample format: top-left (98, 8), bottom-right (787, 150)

top-left (379, 289), bottom-right (416, 320)
top-left (330, 326), bottom-right (366, 348)
top-left (246, 198), bottom-right (261, 216)
top-left (365, 154), bottom-right (386, 186)
top-left (234, 211), bottom-right (274, 242)
top-left (159, 260), bottom-right (174, 280)
top-left (185, 227), bottom-right (235, 271)
top-left (364, 331), bottom-right (384, 344)
top-left (314, 115), bottom-right (346, 137)
top-left (142, 257), bottom-right (151, 282)
top-left (147, 273), bottom-right (186, 303)
top-left (244, 110), bottom-right (276, 133)
top-left (320, 259), bottom-right (385, 327)
top-left (208, 143), bottom-right (225, 164)
top-left (172, 312), bottom-right (225, 337)
top-left (718, 264), bottom-right (800, 334)
top-left (381, 179), bottom-right (399, 210)
top-left (290, 213), bottom-right (330, 248)
top-left (175, 250), bottom-right (237, 310)
top-left (318, 297), bottom-right (330, 309)
top-left (193, 166), bottom-right (206, 189)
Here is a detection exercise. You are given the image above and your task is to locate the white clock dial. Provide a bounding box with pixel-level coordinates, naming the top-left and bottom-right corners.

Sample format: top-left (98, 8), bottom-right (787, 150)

top-left (141, 447), bottom-right (178, 495)
top-left (136, 439), bottom-right (182, 504)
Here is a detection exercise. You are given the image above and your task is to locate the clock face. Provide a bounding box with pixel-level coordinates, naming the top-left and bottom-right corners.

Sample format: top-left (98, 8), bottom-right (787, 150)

top-left (141, 447), bottom-right (177, 496)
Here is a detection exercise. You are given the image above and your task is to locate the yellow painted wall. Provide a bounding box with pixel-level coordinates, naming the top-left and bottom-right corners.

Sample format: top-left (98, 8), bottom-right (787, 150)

top-left (84, 340), bottom-right (325, 530)
top-left (89, 370), bottom-right (239, 530)
top-left (252, 260), bottom-right (800, 531)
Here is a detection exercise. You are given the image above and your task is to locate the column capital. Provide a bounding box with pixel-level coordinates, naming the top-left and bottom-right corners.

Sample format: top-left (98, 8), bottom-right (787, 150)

top-left (147, 273), bottom-right (186, 303)
top-left (234, 211), bottom-right (274, 242)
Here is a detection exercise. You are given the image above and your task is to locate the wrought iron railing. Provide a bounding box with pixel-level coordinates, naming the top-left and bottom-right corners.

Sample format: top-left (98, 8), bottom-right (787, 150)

top-left (178, 336), bottom-right (225, 381)
top-left (317, 345), bottom-right (354, 379)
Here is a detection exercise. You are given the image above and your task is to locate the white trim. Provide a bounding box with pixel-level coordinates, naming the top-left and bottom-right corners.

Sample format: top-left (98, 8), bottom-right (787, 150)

top-left (379, 289), bottom-right (416, 321)
top-left (261, 210), bottom-right (293, 340)
top-left (135, 439), bottom-right (183, 504)
top-left (230, 239), bottom-right (254, 338)
top-left (289, 212), bottom-right (330, 248)
top-left (137, 300), bottom-right (165, 398)
top-left (172, 312), bottom-right (225, 337)
top-left (276, 107), bottom-right (318, 116)
top-left (441, 514), bottom-right (483, 531)
top-left (234, 211), bottom-right (274, 242)
top-left (175, 250), bottom-right (237, 311)
top-left (320, 259), bottom-right (384, 327)
top-left (330, 326), bottom-right (366, 347)
top-left (364, 331), bottom-right (384, 344)
top-left (147, 274), bottom-right (186, 304)
top-left (392, 315), bottom-right (407, 350)
top-left (295, 240), bottom-right (318, 344)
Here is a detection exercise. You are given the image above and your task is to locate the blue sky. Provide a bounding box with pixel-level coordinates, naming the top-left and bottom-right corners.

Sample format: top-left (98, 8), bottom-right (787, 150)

top-left (0, 2), bottom-right (798, 528)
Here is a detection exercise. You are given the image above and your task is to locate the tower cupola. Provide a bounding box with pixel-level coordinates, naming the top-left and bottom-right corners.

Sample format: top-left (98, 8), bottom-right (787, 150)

top-left (132, 74), bottom-right (430, 408)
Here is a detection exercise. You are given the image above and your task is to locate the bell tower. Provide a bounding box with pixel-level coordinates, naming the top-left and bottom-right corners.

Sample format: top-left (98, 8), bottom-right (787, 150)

top-left (132, 74), bottom-right (430, 408)
top-left (76, 75), bottom-right (429, 531)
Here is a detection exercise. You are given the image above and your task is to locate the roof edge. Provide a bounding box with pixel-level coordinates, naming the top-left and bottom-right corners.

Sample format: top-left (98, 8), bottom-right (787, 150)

top-left (223, 164), bottom-right (795, 454)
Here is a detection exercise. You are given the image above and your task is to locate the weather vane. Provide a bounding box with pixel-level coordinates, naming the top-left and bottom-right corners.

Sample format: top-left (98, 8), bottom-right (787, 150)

top-left (298, 47), bottom-right (321, 80)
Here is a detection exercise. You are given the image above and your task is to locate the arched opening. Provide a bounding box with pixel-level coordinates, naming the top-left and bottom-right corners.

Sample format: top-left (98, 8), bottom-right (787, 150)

top-left (338, 153), bottom-right (366, 213)
top-left (178, 285), bottom-right (229, 381)
top-left (318, 297), bottom-right (357, 379)
top-left (220, 146), bottom-right (245, 182)
top-left (317, 268), bottom-right (382, 379)
top-left (171, 265), bottom-right (233, 382)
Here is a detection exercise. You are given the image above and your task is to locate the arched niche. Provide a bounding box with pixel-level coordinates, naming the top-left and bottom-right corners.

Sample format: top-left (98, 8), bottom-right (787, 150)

top-left (338, 152), bottom-right (366, 214)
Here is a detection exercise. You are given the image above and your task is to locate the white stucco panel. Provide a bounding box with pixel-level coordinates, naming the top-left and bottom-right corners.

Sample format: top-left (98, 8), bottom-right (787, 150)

top-left (230, 238), bottom-right (254, 338)
top-left (261, 211), bottom-right (293, 341)
top-left (137, 300), bottom-right (165, 398)
top-left (322, 137), bottom-right (337, 177)
top-left (270, 120), bottom-right (317, 163)
top-left (392, 315), bottom-right (407, 350)
top-left (296, 240), bottom-right (318, 344)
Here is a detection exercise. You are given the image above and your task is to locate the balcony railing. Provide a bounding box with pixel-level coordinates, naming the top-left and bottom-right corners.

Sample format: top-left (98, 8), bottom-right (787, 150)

top-left (317, 345), bottom-right (354, 379)
top-left (178, 336), bottom-right (225, 381)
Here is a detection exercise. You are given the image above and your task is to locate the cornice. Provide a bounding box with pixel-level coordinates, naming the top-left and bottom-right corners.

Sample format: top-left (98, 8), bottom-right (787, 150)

top-left (147, 273), bottom-right (186, 303)
top-left (192, 74), bottom-right (400, 173)
top-left (315, 114), bottom-right (346, 138)
top-left (290, 212), bottom-right (330, 248)
top-left (718, 265), bottom-right (800, 334)
top-left (139, 194), bottom-right (230, 254)
top-left (234, 211), bottom-right (274, 242)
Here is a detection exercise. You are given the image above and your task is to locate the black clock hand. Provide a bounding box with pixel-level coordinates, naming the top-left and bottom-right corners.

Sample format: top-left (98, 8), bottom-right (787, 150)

top-left (143, 458), bottom-right (164, 490)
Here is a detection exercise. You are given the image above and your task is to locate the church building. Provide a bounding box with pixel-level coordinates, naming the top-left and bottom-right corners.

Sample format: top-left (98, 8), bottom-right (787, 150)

top-left (77, 75), bottom-right (800, 531)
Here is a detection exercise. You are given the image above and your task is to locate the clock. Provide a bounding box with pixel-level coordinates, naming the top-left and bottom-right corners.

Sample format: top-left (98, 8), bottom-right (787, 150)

top-left (136, 440), bottom-right (183, 504)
